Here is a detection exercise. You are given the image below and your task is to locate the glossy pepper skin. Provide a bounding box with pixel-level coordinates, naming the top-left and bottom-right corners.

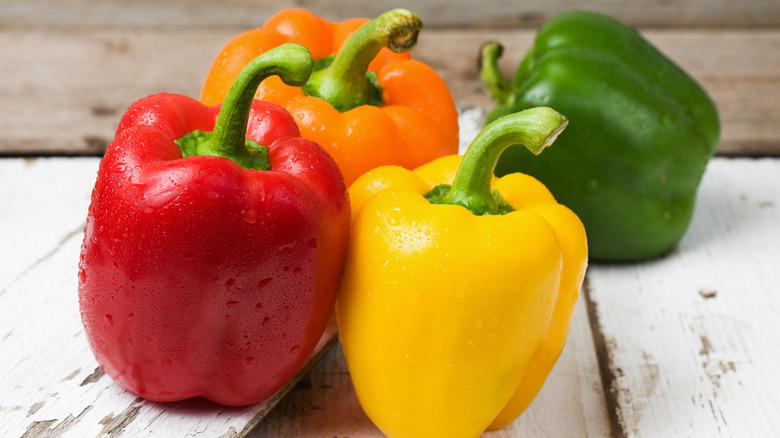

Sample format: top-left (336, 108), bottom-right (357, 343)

top-left (338, 108), bottom-right (588, 437)
top-left (200, 8), bottom-right (459, 185)
top-left (480, 11), bottom-right (720, 261)
top-left (78, 45), bottom-right (350, 406)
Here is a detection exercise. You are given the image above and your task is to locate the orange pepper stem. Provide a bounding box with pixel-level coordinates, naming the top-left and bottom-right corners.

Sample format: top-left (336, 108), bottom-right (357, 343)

top-left (428, 107), bottom-right (568, 215)
top-left (176, 44), bottom-right (313, 170)
top-left (302, 9), bottom-right (422, 112)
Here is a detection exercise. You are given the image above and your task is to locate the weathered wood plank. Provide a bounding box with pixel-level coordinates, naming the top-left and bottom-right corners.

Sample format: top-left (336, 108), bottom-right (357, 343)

top-left (586, 158), bottom-right (780, 437)
top-left (0, 158), bottom-right (338, 438)
top-left (0, 158), bottom-right (96, 289)
top-left (1, 27), bottom-right (778, 156)
top-left (2, 0), bottom-right (779, 29)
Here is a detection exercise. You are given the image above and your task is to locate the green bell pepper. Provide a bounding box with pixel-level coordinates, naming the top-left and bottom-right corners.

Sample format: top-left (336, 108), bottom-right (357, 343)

top-left (480, 11), bottom-right (720, 261)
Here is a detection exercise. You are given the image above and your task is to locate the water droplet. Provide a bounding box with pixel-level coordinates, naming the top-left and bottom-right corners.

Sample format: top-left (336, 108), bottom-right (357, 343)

top-left (385, 211), bottom-right (402, 226)
top-left (144, 207), bottom-right (154, 214)
top-left (226, 300), bottom-right (239, 307)
top-left (262, 317), bottom-right (270, 327)
top-left (257, 278), bottom-right (272, 290)
top-left (108, 246), bottom-right (116, 256)
top-left (245, 357), bottom-right (255, 363)
top-left (475, 320), bottom-right (484, 329)
top-left (293, 267), bottom-right (302, 275)
top-left (255, 303), bottom-right (264, 312)
top-left (242, 209), bottom-right (257, 224)
top-left (291, 345), bottom-right (301, 354)
top-left (128, 313), bottom-right (135, 319)
top-left (224, 278), bottom-right (236, 287)
top-left (104, 314), bottom-right (114, 326)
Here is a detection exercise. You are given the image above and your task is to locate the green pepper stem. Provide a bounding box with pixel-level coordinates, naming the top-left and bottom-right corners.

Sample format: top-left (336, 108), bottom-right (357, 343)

top-left (479, 41), bottom-right (512, 107)
top-left (302, 9), bottom-right (422, 112)
top-left (438, 107), bottom-right (568, 215)
top-left (176, 44), bottom-right (313, 170)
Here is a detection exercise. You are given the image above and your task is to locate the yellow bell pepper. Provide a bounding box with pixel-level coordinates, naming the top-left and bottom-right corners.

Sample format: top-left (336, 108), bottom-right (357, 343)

top-left (337, 107), bottom-right (588, 437)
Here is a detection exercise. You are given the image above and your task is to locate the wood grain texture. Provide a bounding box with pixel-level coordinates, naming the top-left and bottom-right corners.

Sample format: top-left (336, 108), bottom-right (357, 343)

top-left (586, 158), bottom-right (780, 437)
top-left (2, 0), bottom-right (779, 29)
top-left (1, 27), bottom-right (778, 156)
top-left (4, 155), bottom-right (778, 437)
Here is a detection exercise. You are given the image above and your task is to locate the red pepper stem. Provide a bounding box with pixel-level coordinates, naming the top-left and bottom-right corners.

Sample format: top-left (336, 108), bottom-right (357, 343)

top-left (302, 9), bottom-right (422, 112)
top-left (210, 44), bottom-right (313, 158)
top-left (443, 107), bottom-right (568, 215)
top-left (176, 44), bottom-right (313, 170)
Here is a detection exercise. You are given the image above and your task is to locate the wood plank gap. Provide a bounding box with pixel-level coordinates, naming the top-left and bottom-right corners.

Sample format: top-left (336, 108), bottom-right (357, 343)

top-left (583, 275), bottom-right (626, 438)
top-left (238, 334), bottom-right (340, 437)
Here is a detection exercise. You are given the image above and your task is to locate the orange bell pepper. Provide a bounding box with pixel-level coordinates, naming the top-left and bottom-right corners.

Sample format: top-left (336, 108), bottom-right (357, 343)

top-left (200, 8), bottom-right (459, 184)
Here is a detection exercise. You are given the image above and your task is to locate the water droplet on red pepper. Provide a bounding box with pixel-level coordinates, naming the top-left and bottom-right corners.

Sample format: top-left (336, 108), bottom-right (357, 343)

top-left (226, 300), bottom-right (239, 307)
top-left (104, 314), bottom-right (114, 326)
top-left (241, 209), bottom-right (257, 224)
top-left (291, 345), bottom-right (301, 354)
top-left (257, 278), bottom-right (272, 290)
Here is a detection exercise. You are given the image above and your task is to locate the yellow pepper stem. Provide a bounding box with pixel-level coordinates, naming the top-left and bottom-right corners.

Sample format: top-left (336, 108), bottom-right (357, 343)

top-left (428, 107), bottom-right (568, 215)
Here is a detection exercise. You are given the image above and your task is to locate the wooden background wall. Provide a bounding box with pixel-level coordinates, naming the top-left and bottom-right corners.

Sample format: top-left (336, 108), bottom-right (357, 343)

top-left (1, 0), bottom-right (779, 155)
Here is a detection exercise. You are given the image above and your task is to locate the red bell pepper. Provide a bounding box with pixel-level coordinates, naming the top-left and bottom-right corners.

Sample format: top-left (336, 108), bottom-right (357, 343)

top-left (78, 44), bottom-right (350, 406)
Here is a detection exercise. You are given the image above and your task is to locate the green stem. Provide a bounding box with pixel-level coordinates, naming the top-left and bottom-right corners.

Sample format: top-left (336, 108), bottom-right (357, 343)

top-left (176, 44), bottom-right (313, 170)
top-left (302, 9), bottom-right (422, 112)
top-left (426, 107), bottom-right (568, 215)
top-left (479, 41), bottom-right (512, 107)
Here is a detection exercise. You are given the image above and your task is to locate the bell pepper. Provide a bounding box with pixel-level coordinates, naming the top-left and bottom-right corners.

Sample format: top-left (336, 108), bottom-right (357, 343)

top-left (479, 11), bottom-right (720, 261)
top-left (337, 107), bottom-right (588, 437)
top-left (200, 8), bottom-right (459, 185)
top-left (78, 44), bottom-right (350, 406)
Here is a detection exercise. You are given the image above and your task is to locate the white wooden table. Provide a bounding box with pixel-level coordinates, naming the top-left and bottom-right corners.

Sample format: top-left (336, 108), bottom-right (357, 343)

top-left (2, 0), bottom-right (780, 434)
top-left (2, 107), bottom-right (779, 437)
